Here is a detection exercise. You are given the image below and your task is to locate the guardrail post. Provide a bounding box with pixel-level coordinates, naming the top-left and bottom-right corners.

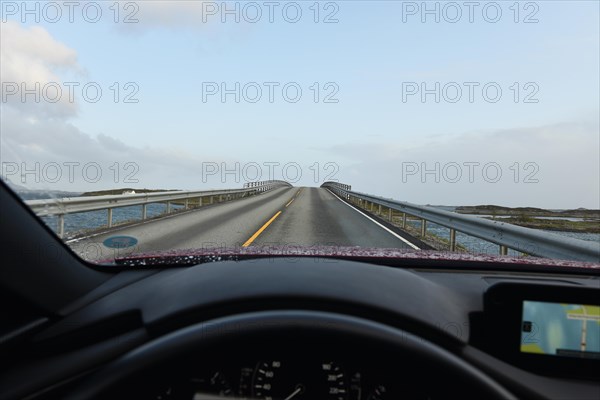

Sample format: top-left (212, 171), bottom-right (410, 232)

top-left (107, 208), bottom-right (113, 228)
top-left (402, 213), bottom-right (407, 228)
top-left (388, 208), bottom-right (392, 221)
top-left (184, 199), bottom-right (189, 209)
top-left (421, 219), bottom-right (427, 237)
top-left (450, 228), bottom-right (456, 251)
top-left (378, 204), bottom-right (382, 215)
top-left (500, 245), bottom-right (508, 256)
top-left (57, 214), bottom-right (65, 238)
top-left (142, 204), bottom-right (147, 219)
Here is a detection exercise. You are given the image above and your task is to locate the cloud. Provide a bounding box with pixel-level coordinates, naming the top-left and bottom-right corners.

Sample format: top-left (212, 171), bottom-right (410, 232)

top-left (0, 21), bottom-right (78, 75)
top-left (1, 21), bottom-right (81, 118)
top-left (0, 105), bottom-right (220, 191)
top-left (0, 19), bottom-right (230, 191)
top-left (114, 1), bottom-right (213, 33)
top-left (327, 121), bottom-right (600, 209)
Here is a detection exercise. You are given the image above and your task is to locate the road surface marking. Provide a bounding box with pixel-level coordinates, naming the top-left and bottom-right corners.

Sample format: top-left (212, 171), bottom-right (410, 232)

top-left (327, 190), bottom-right (420, 250)
top-left (285, 198), bottom-right (295, 207)
top-left (242, 211), bottom-right (282, 247)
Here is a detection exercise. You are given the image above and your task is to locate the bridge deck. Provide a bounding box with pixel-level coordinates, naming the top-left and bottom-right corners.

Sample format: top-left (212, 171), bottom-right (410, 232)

top-left (71, 187), bottom-right (418, 262)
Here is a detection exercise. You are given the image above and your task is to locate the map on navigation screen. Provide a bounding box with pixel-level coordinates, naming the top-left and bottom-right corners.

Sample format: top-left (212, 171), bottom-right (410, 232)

top-left (521, 301), bottom-right (600, 359)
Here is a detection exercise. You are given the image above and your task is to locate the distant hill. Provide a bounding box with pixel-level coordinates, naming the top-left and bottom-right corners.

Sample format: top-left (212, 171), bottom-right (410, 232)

top-left (2, 178), bottom-right (182, 200)
top-left (10, 189), bottom-right (82, 200)
top-left (456, 205), bottom-right (599, 218)
top-left (2, 177), bottom-right (81, 199)
top-left (80, 188), bottom-right (179, 196)
top-left (456, 205), bottom-right (546, 213)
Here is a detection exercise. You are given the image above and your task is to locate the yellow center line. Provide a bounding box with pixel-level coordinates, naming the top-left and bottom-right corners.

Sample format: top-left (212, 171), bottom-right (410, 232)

top-left (242, 211), bottom-right (282, 247)
top-left (243, 188), bottom-right (301, 246)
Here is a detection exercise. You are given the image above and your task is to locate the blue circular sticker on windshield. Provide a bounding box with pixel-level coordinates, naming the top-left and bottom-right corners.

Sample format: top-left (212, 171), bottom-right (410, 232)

top-left (103, 236), bottom-right (138, 249)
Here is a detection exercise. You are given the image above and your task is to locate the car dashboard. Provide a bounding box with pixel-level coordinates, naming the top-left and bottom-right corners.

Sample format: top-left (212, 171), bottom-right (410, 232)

top-left (1, 257), bottom-right (599, 400)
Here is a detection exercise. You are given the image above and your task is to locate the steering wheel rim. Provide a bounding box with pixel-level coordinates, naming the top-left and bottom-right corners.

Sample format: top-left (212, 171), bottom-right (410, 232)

top-left (66, 310), bottom-right (517, 400)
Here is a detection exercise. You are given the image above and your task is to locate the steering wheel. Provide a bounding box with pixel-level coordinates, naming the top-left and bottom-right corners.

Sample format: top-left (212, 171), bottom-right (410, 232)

top-left (65, 310), bottom-right (516, 400)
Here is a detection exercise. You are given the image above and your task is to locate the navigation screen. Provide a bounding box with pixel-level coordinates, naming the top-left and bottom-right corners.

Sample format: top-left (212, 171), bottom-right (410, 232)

top-left (521, 301), bottom-right (600, 359)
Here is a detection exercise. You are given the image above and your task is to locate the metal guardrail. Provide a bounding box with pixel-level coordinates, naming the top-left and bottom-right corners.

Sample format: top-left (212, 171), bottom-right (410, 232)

top-left (321, 182), bottom-right (600, 262)
top-left (27, 181), bottom-right (291, 238)
top-left (243, 180), bottom-right (292, 191)
top-left (321, 181), bottom-right (351, 193)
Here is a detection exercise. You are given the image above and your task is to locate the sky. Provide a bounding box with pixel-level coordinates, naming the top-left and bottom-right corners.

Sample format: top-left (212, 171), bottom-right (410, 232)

top-left (1, 0), bottom-right (599, 208)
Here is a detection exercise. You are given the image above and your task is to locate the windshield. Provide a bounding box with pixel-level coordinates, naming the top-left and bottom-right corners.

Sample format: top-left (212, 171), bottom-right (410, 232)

top-left (1, 1), bottom-right (599, 265)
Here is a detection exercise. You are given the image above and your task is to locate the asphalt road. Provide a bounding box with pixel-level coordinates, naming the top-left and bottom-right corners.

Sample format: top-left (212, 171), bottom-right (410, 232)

top-left (70, 187), bottom-right (418, 262)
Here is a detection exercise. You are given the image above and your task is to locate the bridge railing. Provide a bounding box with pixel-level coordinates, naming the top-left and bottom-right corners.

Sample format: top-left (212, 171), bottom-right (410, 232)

top-left (243, 180), bottom-right (292, 191)
top-left (321, 182), bottom-right (599, 262)
top-left (27, 181), bottom-right (291, 238)
top-left (321, 181), bottom-right (351, 197)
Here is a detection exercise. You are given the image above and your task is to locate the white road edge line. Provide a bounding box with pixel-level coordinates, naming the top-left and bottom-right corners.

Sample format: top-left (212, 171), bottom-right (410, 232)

top-left (327, 189), bottom-right (420, 250)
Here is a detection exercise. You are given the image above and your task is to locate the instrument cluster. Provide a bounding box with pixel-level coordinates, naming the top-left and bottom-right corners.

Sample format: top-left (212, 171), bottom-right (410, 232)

top-left (152, 358), bottom-right (431, 400)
